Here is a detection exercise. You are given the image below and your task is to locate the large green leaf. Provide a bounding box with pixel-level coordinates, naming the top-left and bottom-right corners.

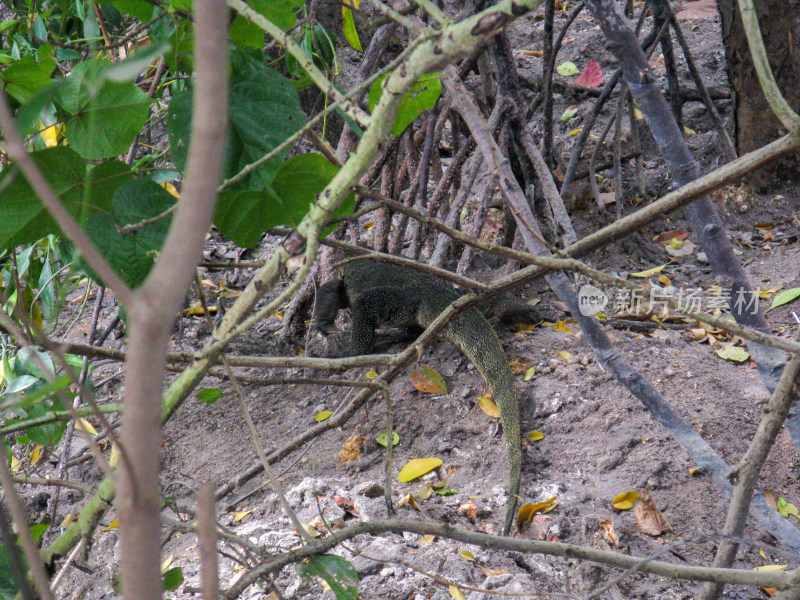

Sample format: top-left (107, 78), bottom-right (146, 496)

top-left (214, 153), bottom-right (353, 248)
top-left (296, 555), bottom-right (358, 600)
top-left (0, 148), bottom-right (130, 250)
top-left (368, 72), bottom-right (442, 136)
top-left (25, 398), bottom-right (67, 445)
top-left (0, 543), bottom-right (19, 600)
top-left (107, 0), bottom-right (154, 21)
top-left (0, 55), bottom-right (56, 104)
top-left (229, 0), bottom-right (302, 48)
top-left (55, 59), bottom-right (153, 159)
top-left (168, 50), bottom-right (304, 191)
top-left (84, 178), bottom-right (176, 288)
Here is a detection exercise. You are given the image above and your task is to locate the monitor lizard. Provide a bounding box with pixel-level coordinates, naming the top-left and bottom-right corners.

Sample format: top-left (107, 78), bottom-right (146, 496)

top-left (314, 257), bottom-right (540, 535)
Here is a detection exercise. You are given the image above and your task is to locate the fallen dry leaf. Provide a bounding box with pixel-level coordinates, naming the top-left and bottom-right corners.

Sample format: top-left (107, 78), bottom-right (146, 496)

top-left (337, 434), bottom-right (365, 465)
top-left (411, 366), bottom-right (448, 394)
top-left (574, 59), bottom-right (603, 87)
top-left (458, 502), bottom-right (478, 520)
top-left (634, 491), bottom-right (673, 536)
top-left (600, 518), bottom-right (619, 545)
top-left (676, 0), bottom-right (718, 20)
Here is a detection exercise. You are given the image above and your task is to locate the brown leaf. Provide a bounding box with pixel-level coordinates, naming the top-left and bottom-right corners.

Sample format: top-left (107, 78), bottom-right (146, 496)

top-left (457, 502), bottom-right (478, 520)
top-left (676, 0), bottom-right (718, 19)
top-left (600, 518), bottom-right (619, 545)
top-left (765, 489), bottom-right (778, 509)
top-left (508, 357), bottom-right (531, 375)
top-left (334, 495), bottom-right (360, 518)
top-left (652, 229), bottom-right (689, 244)
top-left (634, 491), bottom-right (673, 536)
top-left (337, 434), bottom-right (365, 465)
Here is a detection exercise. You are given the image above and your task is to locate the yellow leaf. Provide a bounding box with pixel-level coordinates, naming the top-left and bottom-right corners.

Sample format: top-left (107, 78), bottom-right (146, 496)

top-left (555, 350), bottom-right (572, 363)
top-left (411, 366), bottom-right (447, 394)
top-left (160, 554), bottom-right (174, 572)
top-left (398, 457), bottom-right (443, 482)
top-left (633, 106), bottom-right (644, 120)
top-left (476, 394), bottom-right (500, 418)
top-left (10, 455), bottom-right (21, 473)
top-left (516, 497), bottom-right (558, 528)
top-left (754, 564), bottom-right (788, 572)
top-left (777, 497), bottom-right (799, 518)
top-left (363, 222), bottom-right (374, 230)
top-left (60, 513), bottom-right (74, 527)
top-left (527, 431), bottom-right (544, 442)
top-left (630, 264), bottom-right (666, 278)
top-left (520, 50), bottom-right (544, 56)
top-left (552, 321), bottom-right (574, 334)
top-left (160, 182), bottom-right (180, 197)
top-left (365, 370), bottom-right (379, 379)
top-left (449, 585), bottom-right (465, 600)
top-left (759, 549), bottom-right (769, 560)
top-left (683, 125), bottom-right (697, 136)
top-left (40, 121), bottom-right (60, 147)
top-left (110, 443), bottom-right (121, 468)
top-left (613, 491), bottom-right (639, 510)
top-left (419, 534), bottom-right (436, 544)
top-left (75, 418), bottom-right (98, 435)
top-left (567, 128), bottom-right (583, 136)
top-left (658, 274), bottom-right (671, 286)
top-left (314, 410), bottom-right (333, 422)
top-left (29, 445), bottom-right (43, 465)
top-left (715, 344), bottom-right (750, 363)
top-left (232, 510), bottom-right (252, 522)
top-left (666, 238), bottom-right (684, 250)
top-left (342, 1), bottom-right (363, 52)
top-left (524, 366), bottom-right (536, 381)
top-left (459, 550), bottom-right (475, 561)
top-left (100, 517), bottom-right (119, 532)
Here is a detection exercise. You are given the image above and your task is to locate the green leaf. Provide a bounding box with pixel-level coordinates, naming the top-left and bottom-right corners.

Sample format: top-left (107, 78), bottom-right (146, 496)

top-left (0, 542), bottom-right (19, 600)
top-left (54, 60), bottom-right (153, 159)
top-left (29, 522), bottom-right (50, 543)
top-left (769, 287), bottom-right (800, 311)
top-left (197, 388), bottom-right (224, 404)
top-left (0, 56), bottom-right (56, 104)
top-left (0, 150), bottom-right (133, 252)
top-left (103, 42), bottom-right (170, 83)
top-left (368, 72), bottom-right (441, 136)
top-left (342, 7), bottom-right (362, 52)
top-left (162, 567), bottom-right (183, 591)
top-left (15, 347), bottom-right (54, 379)
top-left (214, 153), bottom-right (352, 248)
top-left (25, 400), bottom-right (67, 445)
top-left (2, 375), bottom-right (71, 412)
top-left (107, 0), bottom-right (155, 22)
top-left (84, 179), bottom-right (176, 288)
top-left (0, 148), bottom-right (89, 249)
top-left (168, 51), bottom-right (304, 190)
top-left (86, 160), bottom-right (136, 212)
top-left (376, 431), bottom-right (400, 447)
top-left (229, 0), bottom-right (301, 48)
top-left (296, 555), bottom-right (358, 600)
top-left (556, 61), bottom-right (580, 76)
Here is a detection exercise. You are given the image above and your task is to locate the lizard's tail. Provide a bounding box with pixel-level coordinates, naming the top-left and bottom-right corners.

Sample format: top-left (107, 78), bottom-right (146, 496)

top-left (448, 310), bottom-right (521, 536)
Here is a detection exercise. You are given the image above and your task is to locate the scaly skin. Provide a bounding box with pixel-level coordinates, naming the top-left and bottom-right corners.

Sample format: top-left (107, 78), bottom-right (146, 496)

top-left (315, 259), bottom-right (522, 534)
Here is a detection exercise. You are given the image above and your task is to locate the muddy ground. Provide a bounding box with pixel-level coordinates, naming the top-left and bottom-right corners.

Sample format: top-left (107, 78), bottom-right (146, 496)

top-left (14, 3), bottom-right (800, 600)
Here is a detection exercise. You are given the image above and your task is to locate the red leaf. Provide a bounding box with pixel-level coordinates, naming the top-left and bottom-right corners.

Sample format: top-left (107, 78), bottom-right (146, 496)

top-left (574, 60), bottom-right (604, 87)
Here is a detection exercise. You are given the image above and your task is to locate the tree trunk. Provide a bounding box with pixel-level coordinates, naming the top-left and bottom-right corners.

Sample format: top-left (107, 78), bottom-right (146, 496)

top-left (717, 0), bottom-right (800, 187)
